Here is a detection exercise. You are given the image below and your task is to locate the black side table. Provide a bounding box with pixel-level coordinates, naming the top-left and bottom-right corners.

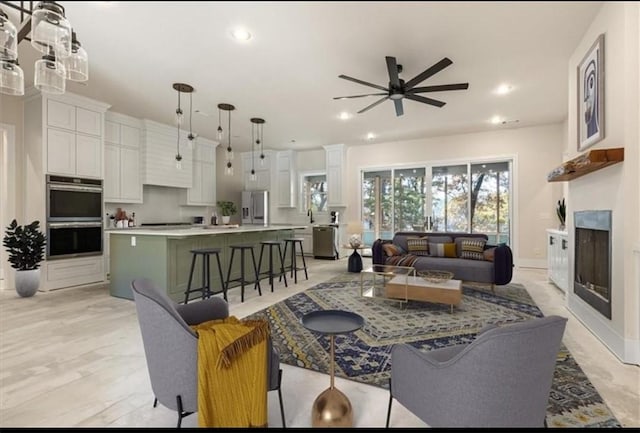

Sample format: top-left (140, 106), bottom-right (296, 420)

top-left (300, 310), bottom-right (365, 427)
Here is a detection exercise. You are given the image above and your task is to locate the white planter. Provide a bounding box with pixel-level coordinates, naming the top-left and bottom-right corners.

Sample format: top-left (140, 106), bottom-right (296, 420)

top-left (222, 216), bottom-right (231, 225)
top-left (15, 269), bottom-right (40, 297)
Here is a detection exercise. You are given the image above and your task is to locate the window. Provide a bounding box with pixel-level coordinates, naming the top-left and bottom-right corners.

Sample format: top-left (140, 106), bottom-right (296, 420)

top-left (301, 173), bottom-right (327, 213)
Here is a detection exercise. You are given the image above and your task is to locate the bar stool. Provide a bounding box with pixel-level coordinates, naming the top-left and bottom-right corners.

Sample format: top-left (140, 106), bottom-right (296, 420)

top-left (183, 248), bottom-right (227, 304)
top-left (257, 240), bottom-right (288, 292)
top-left (225, 244), bottom-right (262, 303)
top-left (282, 238), bottom-right (308, 284)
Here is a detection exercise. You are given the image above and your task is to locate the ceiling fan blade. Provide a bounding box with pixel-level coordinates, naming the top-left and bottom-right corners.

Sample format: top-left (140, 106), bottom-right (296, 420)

top-left (394, 99), bottom-right (404, 116)
top-left (357, 96), bottom-right (389, 114)
top-left (404, 93), bottom-right (446, 107)
top-left (338, 75), bottom-right (388, 92)
top-left (386, 56), bottom-right (400, 87)
top-left (404, 57), bottom-right (453, 90)
top-left (408, 83), bottom-right (469, 93)
top-left (333, 93), bottom-right (387, 100)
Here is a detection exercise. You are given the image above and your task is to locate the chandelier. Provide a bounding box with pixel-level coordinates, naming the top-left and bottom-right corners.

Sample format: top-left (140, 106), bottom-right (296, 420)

top-left (250, 117), bottom-right (265, 181)
top-left (0, 1), bottom-right (89, 96)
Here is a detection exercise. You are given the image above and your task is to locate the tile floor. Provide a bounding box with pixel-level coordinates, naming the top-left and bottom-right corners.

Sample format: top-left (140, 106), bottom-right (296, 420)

top-left (0, 256), bottom-right (638, 427)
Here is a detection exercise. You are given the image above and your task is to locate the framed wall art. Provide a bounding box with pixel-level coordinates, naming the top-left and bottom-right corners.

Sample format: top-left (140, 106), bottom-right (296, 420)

top-left (577, 33), bottom-right (605, 152)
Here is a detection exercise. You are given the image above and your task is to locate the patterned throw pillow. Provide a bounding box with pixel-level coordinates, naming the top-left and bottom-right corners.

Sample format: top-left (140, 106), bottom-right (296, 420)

top-left (382, 243), bottom-right (402, 257)
top-left (461, 239), bottom-right (487, 260)
top-left (429, 242), bottom-right (457, 258)
top-left (406, 237), bottom-right (429, 256)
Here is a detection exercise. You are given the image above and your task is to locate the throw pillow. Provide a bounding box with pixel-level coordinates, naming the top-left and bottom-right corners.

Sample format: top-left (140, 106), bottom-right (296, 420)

top-left (382, 243), bottom-right (402, 257)
top-left (483, 247), bottom-right (496, 262)
top-left (406, 237), bottom-right (429, 256)
top-left (429, 242), bottom-right (457, 258)
top-left (460, 239), bottom-right (487, 260)
top-left (455, 236), bottom-right (487, 257)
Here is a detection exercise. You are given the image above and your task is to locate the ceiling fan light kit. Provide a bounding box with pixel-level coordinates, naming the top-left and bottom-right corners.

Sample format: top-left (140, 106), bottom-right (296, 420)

top-left (335, 55), bottom-right (469, 116)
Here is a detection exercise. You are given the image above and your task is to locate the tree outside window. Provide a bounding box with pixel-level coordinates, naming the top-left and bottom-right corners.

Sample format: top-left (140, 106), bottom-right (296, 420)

top-left (303, 174), bottom-right (327, 212)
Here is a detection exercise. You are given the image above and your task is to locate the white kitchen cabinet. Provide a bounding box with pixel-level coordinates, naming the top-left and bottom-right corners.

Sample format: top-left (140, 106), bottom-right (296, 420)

top-left (182, 137), bottom-right (219, 206)
top-left (23, 90), bottom-right (110, 291)
top-left (104, 113), bottom-right (143, 203)
top-left (547, 229), bottom-right (569, 293)
top-left (323, 143), bottom-right (346, 207)
top-left (141, 119), bottom-right (193, 188)
top-left (242, 150), bottom-right (272, 191)
top-left (44, 95), bottom-right (105, 178)
top-left (276, 149), bottom-right (296, 208)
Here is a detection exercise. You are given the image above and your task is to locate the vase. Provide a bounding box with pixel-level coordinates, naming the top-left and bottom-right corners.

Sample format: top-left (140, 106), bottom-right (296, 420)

top-left (222, 216), bottom-right (231, 225)
top-left (15, 269), bottom-right (40, 297)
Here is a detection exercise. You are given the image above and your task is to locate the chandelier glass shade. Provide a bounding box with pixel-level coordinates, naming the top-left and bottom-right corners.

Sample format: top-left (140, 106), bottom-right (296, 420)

top-left (0, 1), bottom-right (88, 96)
top-left (172, 82), bottom-right (194, 169)
top-left (34, 51), bottom-right (65, 94)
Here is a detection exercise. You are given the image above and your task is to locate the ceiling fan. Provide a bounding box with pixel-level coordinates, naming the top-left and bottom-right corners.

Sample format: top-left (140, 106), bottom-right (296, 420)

top-left (334, 56), bottom-right (469, 117)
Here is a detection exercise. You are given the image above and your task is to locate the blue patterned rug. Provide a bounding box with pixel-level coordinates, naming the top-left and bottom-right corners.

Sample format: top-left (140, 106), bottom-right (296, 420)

top-left (246, 273), bottom-right (620, 427)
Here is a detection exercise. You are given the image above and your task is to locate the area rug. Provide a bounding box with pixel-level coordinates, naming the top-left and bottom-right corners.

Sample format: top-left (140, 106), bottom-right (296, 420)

top-left (246, 273), bottom-right (621, 427)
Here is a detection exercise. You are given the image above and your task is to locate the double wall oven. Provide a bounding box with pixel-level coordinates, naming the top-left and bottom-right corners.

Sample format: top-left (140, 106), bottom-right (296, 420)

top-left (46, 175), bottom-right (103, 260)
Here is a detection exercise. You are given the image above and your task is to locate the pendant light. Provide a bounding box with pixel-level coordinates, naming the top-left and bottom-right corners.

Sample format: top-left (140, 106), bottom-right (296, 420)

top-left (0, 7), bottom-right (18, 61)
top-left (218, 103), bottom-right (235, 175)
top-left (0, 59), bottom-right (24, 96)
top-left (216, 106), bottom-right (223, 140)
top-left (63, 31), bottom-right (88, 81)
top-left (31, 1), bottom-right (72, 58)
top-left (173, 83), bottom-right (194, 169)
top-left (187, 92), bottom-right (197, 149)
top-left (251, 118), bottom-right (265, 176)
top-left (34, 49), bottom-right (65, 94)
top-left (259, 119), bottom-right (266, 167)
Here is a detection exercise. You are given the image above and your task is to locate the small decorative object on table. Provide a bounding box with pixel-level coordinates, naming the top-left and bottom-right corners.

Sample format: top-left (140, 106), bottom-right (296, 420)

top-left (348, 234), bottom-right (362, 249)
top-left (556, 198), bottom-right (566, 231)
top-left (418, 270), bottom-right (454, 284)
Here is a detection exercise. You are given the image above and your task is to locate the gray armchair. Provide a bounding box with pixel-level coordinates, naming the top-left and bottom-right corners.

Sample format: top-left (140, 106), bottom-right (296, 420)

top-left (386, 315), bottom-right (567, 427)
top-left (131, 278), bottom-right (285, 428)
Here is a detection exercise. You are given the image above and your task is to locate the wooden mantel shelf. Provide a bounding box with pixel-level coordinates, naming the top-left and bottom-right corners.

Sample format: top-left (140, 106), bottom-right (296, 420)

top-left (547, 148), bottom-right (624, 182)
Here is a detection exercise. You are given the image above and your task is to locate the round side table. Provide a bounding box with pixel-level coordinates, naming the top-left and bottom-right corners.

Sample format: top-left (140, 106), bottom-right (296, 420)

top-left (300, 310), bottom-right (365, 427)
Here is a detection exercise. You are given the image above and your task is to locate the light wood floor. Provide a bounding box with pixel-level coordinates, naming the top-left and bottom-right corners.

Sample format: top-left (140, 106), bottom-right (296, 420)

top-left (1, 258), bottom-right (638, 427)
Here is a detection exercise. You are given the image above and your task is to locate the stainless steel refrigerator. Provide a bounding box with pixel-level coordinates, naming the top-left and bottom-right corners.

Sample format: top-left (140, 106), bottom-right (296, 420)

top-left (241, 190), bottom-right (269, 226)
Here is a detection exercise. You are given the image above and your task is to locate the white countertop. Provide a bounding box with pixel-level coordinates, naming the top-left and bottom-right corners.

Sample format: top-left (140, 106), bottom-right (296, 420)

top-left (107, 224), bottom-right (308, 237)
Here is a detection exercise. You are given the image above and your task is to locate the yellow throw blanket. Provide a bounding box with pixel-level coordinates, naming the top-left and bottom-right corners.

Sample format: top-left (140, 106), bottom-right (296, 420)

top-left (191, 316), bottom-right (269, 427)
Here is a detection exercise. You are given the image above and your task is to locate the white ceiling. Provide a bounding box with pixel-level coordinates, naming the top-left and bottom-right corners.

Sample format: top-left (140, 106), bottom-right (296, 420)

top-left (7, 1), bottom-right (602, 152)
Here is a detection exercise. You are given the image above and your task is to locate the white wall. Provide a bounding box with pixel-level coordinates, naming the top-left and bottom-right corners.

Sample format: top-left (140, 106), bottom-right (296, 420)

top-left (342, 123), bottom-right (565, 267)
top-left (566, 2), bottom-right (639, 364)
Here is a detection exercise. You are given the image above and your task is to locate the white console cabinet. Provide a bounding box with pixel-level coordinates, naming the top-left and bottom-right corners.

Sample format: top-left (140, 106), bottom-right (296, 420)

top-left (547, 229), bottom-right (569, 293)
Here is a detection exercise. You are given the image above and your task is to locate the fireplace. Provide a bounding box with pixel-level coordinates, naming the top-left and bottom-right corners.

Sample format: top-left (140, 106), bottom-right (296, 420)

top-left (574, 210), bottom-right (612, 319)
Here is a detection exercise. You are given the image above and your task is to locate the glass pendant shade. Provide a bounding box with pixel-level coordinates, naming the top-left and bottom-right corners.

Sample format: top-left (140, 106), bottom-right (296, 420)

top-left (217, 126), bottom-right (223, 140)
top-left (260, 154), bottom-right (265, 167)
top-left (250, 170), bottom-right (256, 182)
top-left (187, 134), bottom-right (196, 149)
top-left (226, 147), bottom-right (234, 161)
top-left (34, 53), bottom-right (65, 94)
top-left (0, 59), bottom-right (24, 95)
top-left (64, 32), bottom-right (88, 81)
top-left (0, 10), bottom-right (18, 61)
top-left (175, 109), bottom-right (183, 126)
top-left (31, 2), bottom-right (72, 58)
top-left (225, 161), bottom-right (233, 176)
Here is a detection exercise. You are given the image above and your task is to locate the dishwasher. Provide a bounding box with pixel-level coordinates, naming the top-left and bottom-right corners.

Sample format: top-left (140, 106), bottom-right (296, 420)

top-left (313, 225), bottom-right (339, 260)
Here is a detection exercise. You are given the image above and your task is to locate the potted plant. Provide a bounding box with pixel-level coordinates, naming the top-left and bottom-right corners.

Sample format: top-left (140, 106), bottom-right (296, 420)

top-left (3, 219), bottom-right (46, 297)
top-left (216, 201), bottom-right (237, 225)
top-left (556, 198), bottom-right (566, 231)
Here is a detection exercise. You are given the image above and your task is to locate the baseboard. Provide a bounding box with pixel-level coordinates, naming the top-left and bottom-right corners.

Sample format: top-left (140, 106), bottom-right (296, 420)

top-left (516, 258), bottom-right (547, 269)
top-left (567, 294), bottom-right (638, 365)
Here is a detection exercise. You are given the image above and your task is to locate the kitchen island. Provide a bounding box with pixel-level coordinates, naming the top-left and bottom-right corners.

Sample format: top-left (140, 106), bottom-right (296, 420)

top-left (109, 225), bottom-right (306, 301)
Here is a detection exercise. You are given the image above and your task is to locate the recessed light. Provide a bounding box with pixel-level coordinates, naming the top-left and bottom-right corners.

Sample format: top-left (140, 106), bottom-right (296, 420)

top-left (366, 132), bottom-right (376, 140)
top-left (231, 28), bottom-right (252, 42)
top-left (490, 115), bottom-right (502, 124)
top-left (495, 84), bottom-right (513, 95)
top-left (339, 112), bottom-right (352, 120)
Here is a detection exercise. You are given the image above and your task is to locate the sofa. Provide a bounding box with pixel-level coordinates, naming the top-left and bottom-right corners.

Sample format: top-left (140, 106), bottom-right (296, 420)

top-left (372, 231), bottom-right (513, 286)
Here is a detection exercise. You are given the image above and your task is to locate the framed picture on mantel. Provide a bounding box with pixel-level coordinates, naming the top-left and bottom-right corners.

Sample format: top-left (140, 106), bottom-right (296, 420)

top-left (577, 33), bottom-right (605, 152)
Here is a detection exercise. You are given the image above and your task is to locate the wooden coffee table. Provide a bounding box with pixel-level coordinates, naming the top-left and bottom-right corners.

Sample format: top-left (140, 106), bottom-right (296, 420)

top-left (385, 274), bottom-right (462, 313)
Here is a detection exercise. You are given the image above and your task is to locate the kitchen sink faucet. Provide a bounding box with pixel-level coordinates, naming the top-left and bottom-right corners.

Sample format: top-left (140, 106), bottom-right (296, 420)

top-left (307, 209), bottom-right (315, 223)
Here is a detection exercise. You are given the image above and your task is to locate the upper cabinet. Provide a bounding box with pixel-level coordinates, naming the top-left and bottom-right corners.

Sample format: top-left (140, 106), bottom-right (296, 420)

top-left (323, 143), bottom-right (346, 207)
top-left (242, 150), bottom-right (273, 191)
top-left (276, 150), bottom-right (296, 208)
top-left (24, 91), bottom-right (110, 180)
top-left (104, 112), bottom-right (143, 203)
top-left (182, 137), bottom-right (219, 206)
top-left (141, 119), bottom-right (193, 188)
